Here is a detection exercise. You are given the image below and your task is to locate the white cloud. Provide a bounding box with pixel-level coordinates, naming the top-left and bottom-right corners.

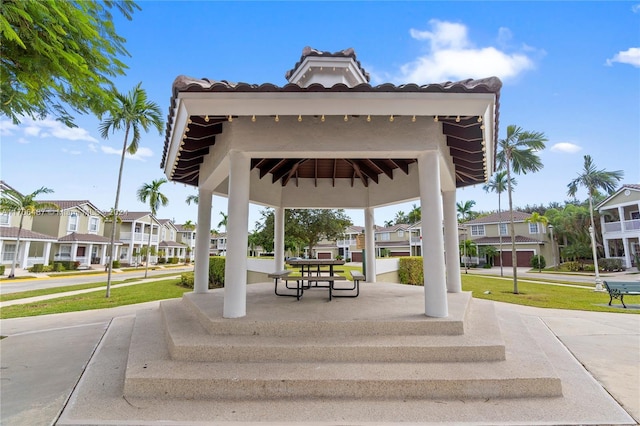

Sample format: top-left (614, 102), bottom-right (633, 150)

top-left (18, 137), bottom-right (29, 144)
top-left (550, 142), bottom-right (582, 153)
top-left (398, 20), bottom-right (536, 84)
top-left (62, 148), bottom-right (82, 155)
top-left (0, 119), bottom-right (17, 136)
top-left (101, 145), bottom-right (154, 161)
top-left (5, 117), bottom-right (99, 142)
top-left (632, 4), bottom-right (640, 13)
top-left (606, 47), bottom-right (640, 67)
top-left (88, 143), bottom-right (98, 152)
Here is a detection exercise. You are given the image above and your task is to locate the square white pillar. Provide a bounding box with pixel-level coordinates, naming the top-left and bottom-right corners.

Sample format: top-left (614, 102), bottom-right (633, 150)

top-left (274, 207), bottom-right (285, 271)
top-left (443, 190), bottom-right (462, 292)
top-left (364, 207), bottom-right (376, 282)
top-left (194, 188), bottom-right (213, 293)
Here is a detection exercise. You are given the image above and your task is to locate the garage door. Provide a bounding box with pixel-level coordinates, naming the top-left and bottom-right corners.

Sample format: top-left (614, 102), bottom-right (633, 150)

top-left (351, 252), bottom-right (363, 262)
top-left (390, 251), bottom-right (410, 257)
top-left (499, 251), bottom-right (534, 267)
top-left (317, 252), bottom-right (332, 259)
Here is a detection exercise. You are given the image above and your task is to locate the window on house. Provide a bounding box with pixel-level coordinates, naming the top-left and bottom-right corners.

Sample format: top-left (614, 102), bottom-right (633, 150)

top-left (68, 213), bottom-right (78, 232)
top-left (470, 225), bottom-right (485, 236)
top-left (0, 212), bottom-right (10, 226)
top-left (3, 243), bottom-right (16, 261)
top-left (397, 230), bottom-right (404, 238)
top-left (499, 223), bottom-right (508, 236)
top-left (380, 232), bottom-right (391, 241)
top-left (529, 223), bottom-right (539, 234)
top-left (89, 217), bottom-right (99, 233)
top-left (171, 230), bottom-right (175, 240)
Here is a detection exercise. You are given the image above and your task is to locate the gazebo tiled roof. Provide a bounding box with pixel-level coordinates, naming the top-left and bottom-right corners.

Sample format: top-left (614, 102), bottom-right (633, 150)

top-left (161, 48), bottom-right (501, 191)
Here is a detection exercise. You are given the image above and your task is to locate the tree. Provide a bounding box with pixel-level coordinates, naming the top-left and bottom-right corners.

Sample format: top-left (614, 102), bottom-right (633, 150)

top-left (99, 83), bottom-right (163, 297)
top-left (217, 212), bottom-right (228, 231)
top-left (393, 210), bottom-right (408, 225)
top-left (525, 212), bottom-right (549, 272)
top-left (185, 194), bottom-right (198, 205)
top-left (288, 209), bottom-right (352, 258)
top-left (182, 219), bottom-right (196, 231)
top-left (1, 0), bottom-right (140, 127)
top-left (567, 154), bottom-right (623, 289)
top-left (137, 178), bottom-right (168, 278)
top-left (456, 200), bottom-right (476, 222)
top-left (0, 186), bottom-right (58, 278)
top-left (483, 170), bottom-right (516, 276)
top-left (407, 204), bottom-right (421, 225)
top-left (496, 124), bottom-right (547, 294)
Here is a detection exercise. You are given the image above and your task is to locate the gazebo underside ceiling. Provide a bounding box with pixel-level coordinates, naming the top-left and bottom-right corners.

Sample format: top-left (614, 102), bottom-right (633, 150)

top-left (170, 115), bottom-right (487, 189)
top-left (162, 78), bottom-right (501, 190)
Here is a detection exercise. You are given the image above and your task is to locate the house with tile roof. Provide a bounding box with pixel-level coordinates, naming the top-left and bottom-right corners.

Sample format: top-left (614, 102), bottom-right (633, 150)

top-left (157, 219), bottom-right (188, 263)
top-left (1, 181), bottom-right (58, 271)
top-left (595, 184), bottom-right (640, 269)
top-left (103, 211), bottom-right (160, 266)
top-left (463, 210), bottom-right (553, 267)
top-left (31, 200), bottom-right (113, 267)
top-left (175, 223), bottom-right (197, 260)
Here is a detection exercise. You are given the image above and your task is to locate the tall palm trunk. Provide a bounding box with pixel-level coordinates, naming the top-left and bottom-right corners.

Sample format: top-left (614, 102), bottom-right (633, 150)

top-left (106, 124), bottom-right (130, 297)
top-left (587, 194), bottom-right (601, 286)
top-left (498, 194), bottom-right (504, 277)
top-left (506, 158), bottom-right (518, 293)
top-left (9, 215), bottom-right (25, 278)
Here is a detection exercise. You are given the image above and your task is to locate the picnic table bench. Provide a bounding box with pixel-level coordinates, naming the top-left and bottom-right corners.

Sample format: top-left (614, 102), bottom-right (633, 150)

top-left (603, 281), bottom-right (640, 308)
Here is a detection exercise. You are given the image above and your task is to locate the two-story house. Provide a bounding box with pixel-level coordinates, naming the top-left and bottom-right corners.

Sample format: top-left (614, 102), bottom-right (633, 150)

top-left (104, 211), bottom-right (160, 266)
top-left (463, 211), bottom-right (552, 267)
top-left (175, 223), bottom-right (197, 259)
top-left (32, 200), bottom-right (113, 267)
top-left (158, 219), bottom-right (186, 262)
top-left (0, 181), bottom-right (58, 271)
top-left (210, 231), bottom-right (227, 256)
top-left (337, 225), bottom-right (364, 261)
top-left (374, 224), bottom-right (412, 258)
top-left (596, 184), bottom-right (640, 269)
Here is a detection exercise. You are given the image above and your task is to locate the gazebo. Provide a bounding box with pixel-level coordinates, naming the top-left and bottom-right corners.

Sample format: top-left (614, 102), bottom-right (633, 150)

top-left (161, 47), bottom-right (501, 319)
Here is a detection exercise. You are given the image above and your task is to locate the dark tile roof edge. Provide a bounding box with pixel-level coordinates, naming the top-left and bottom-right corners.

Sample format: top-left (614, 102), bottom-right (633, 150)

top-left (0, 227), bottom-right (58, 240)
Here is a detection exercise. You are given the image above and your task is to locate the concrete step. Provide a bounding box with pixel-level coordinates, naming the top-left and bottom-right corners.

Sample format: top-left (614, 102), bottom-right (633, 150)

top-left (181, 288), bottom-right (472, 337)
top-left (160, 297), bottom-right (506, 363)
top-left (124, 304), bottom-right (561, 401)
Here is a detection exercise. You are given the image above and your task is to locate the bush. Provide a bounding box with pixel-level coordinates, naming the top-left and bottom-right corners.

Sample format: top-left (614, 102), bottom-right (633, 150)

top-left (563, 261), bottom-right (582, 272)
top-left (158, 257), bottom-right (166, 264)
top-left (170, 257), bottom-right (179, 264)
top-left (179, 272), bottom-right (195, 288)
top-left (600, 258), bottom-right (624, 272)
top-left (209, 256), bottom-right (225, 287)
top-left (530, 255), bottom-right (546, 270)
top-left (30, 263), bottom-right (45, 273)
top-left (0, 265), bottom-right (5, 275)
top-left (53, 262), bottom-right (65, 272)
top-left (112, 260), bottom-right (121, 269)
top-left (398, 257), bottom-right (424, 286)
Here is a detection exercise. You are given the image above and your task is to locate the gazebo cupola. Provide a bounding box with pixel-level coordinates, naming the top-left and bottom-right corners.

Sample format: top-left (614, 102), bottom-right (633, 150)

top-left (285, 47), bottom-right (370, 88)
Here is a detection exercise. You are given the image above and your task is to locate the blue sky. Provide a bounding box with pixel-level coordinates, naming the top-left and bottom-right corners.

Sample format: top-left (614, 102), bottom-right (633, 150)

top-left (1, 1), bottom-right (639, 230)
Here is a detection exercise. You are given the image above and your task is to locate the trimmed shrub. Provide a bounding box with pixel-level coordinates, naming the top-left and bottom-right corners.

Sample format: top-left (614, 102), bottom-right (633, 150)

top-left (30, 263), bottom-right (45, 273)
top-left (53, 262), bottom-right (65, 272)
top-left (563, 261), bottom-right (581, 272)
top-left (209, 256), bottom-right (225, 287)
top-left (600, 258), bottom-right (624, 272)
top-left (170, 257), bottom-right (179, 264)
top-left (0, 265), bottom-right (5, 275)
top-left (530, 255), bottom-right (546, 270)
top-left (398, 257), bottom-right (424, 286)
top-left (179, 272), bottom-right (195, 288)
top-left (112, 260), bottom-right (121, 269)
top-left (158, 257), bottom-right (166, 264)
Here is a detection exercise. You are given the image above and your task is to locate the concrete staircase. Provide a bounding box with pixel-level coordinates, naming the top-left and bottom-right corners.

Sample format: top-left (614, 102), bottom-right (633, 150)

top-left (123, 284), bottom-right (562, 401)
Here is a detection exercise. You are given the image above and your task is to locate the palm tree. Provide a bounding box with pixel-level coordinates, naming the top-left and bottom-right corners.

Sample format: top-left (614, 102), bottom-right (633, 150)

top-left (182, 219), bottom-right (196, 260)
top-left (496, 124), bottom-right (547, 294)
top-left (137, 178), bottom-right (169, 278)
top-left (456, 200), bottom-right (476, 222)
top-left (99, 83), bottom-right (163, 296)
top-left (0, 187), bottom-right (58, 278)
top-left (483, 171), bottom-right (516, 277)
top-left (217, 212), bottom-right (228, 231)
top-left (525, 212), bottom-right (549, 272)
top-left (407, 203), bottom-right (421, 225)
top-left (567, 154), bottom-right (623, 290)
top-left (185, 194), bottom-right (198, 205)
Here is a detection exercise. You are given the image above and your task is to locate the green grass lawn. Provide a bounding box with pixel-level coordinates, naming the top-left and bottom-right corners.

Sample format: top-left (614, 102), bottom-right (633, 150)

top-left (0, 279), bottom-right (190, 319)
top-left (461, 274), bottom-right (638, 313)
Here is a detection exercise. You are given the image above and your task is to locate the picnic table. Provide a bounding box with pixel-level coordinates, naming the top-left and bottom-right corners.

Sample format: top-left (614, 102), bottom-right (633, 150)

top-left (272, 258), bottom-right (352, 300)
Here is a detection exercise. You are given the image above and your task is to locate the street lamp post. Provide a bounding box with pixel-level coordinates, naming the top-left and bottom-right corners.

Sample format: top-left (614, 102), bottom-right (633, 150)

top-left (548, 224), bottom-right (557, 270)
top-left (589, 225), bottom-right (603, 291)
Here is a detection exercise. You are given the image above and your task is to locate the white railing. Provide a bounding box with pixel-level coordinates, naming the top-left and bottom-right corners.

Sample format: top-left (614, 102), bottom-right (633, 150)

top-left (337, 239), bottom-right (356, 246)
top-left (120, 232), bottom-right (159, 243)
top-left (410, 236), bottom-right (422, 244)
top-left (603, 219), bottom-right (640, 234)
top-left (26, 256), bottom-right (46, 267)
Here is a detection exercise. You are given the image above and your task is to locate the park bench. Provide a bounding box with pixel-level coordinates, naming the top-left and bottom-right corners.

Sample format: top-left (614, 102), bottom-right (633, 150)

top-left (603, 281), bottom-right (640, 309)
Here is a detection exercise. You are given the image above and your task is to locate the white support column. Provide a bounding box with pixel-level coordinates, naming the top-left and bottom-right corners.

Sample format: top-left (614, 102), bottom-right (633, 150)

top-left (101, 245), bottom-right (107, 266)
top-left (622, 237), bottom-right (631, 269)
top-left (418, 151), bottom-right (448, 318)
top-left (274, 207), bottom-right (285, 271)
top-left (71, 242), bottom-right (78, 261)
top-left (20, 241), bottom-right (31, 269)
top-left (87, 244), bottom-right (94, 266)
top-left (442, 189), bottom-right (462, 293)
top-left (224, 151), bottom-right (250, 318)
top-left (364, 207), bottom-right (376, 282)
top-left (43, 242), bottom-right (52, 266)
top-left (194, 187), bottom-right (213, 293)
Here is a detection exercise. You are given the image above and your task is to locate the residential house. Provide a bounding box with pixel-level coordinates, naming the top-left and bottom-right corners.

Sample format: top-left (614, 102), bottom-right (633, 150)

top-left (596, 184), bottom-right (640, 268)
top-left (463, 211), bottom-right (553, 267)
top-left (104, 211), bottom-right (160, 266)
top-left (158, 219), bottom-right (187, 262)
top-left (175, 223), bottom-right (196, 259)
top-left (0, 181), bottom-right (57, 270)
top-left (31, 200), bottom-right (113, 267)
top-left (337, 225), bottom-right (364, 261)
top-left (210, 231), bottom-right (227, 256)
top-left (374, 224), bottom-right (412, 258)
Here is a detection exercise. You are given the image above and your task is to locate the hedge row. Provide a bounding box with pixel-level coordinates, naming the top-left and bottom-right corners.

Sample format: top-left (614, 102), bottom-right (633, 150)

top-left (179, 256), bottom-right (225, 289)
